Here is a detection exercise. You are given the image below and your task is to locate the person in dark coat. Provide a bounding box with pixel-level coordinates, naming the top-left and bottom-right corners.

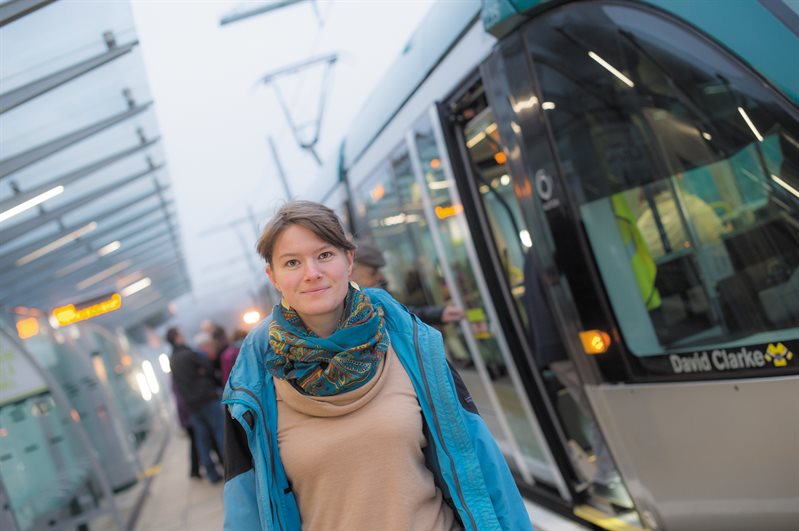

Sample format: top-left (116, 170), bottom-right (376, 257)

top-left (172, 380), bottom-right (201, 479)
top-left (166, 327), bottom-right (225, 484)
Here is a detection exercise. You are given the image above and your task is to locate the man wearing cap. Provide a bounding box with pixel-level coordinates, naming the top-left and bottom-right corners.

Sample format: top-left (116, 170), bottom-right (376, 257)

top-left (351, 240), bottom-right (465, 325)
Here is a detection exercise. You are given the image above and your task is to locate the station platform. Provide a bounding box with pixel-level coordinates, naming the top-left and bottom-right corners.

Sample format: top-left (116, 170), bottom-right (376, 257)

top-left (133, 429), bottom-right (587, 531)
top-left (134, 430), bottom-right (223, 530)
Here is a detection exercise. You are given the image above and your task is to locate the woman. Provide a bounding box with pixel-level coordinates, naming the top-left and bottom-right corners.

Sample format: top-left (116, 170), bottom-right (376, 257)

top-left (223, 201), bottom-right (532, 531)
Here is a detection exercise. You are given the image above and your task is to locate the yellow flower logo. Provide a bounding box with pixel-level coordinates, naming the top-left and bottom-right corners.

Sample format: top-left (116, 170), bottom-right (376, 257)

top-left (765, 343), bottom-right (794, 367)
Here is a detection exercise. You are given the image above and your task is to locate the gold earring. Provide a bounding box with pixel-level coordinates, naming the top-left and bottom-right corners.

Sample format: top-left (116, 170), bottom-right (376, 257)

top-left (350, 280), bottom-right (360, 291)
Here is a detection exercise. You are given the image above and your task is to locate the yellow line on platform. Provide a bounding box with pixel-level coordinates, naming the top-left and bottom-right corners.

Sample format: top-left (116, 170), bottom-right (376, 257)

top-left (142, 464), bottom-right (162, 478)
top-left (574, 505), bottom-right (648, 531)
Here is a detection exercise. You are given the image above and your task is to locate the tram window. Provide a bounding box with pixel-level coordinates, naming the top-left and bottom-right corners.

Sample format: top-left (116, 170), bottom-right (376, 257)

top-left (524, 3), bottom-right (799, 355)
top-left (460, 104), bottom-right (531, 328)
top-left (353, 157), bottom-right (432, 306)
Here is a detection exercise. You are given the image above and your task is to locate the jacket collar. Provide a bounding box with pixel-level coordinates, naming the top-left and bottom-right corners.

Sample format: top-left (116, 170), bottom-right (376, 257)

top-left (223, 317), bottom-right (271, 406)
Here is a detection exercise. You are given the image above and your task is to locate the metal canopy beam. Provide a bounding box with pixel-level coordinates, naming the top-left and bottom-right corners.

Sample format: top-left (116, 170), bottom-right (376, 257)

top-left (1, 223), bottom-right (183, 302)
top-left (0, 190), bottom-right (168, 269)
top-left (0, 39), bottom-right (138, 114)
top-left (119, 281), bottom-right (190, 325)
top-left (3, 227), bottom-right (176, 291)
top-left (0, 0), bottom-right (56, 27)
top-left (151, 175), bottom-right (183, 270)
top-left (4, 233), bottom-right (177, 303)
top-left (0, 207), bottom-right (175, 277)
top-left (65, 247), bottom-right (183, 297)
top-left (124, 273), bottom-right (187, 311)
top-left (0, 102), bottom-right (153, 179)
top-left (0, 137), bottom-right (160, 212)
top-left (220, 0), bottom-right (306, 26)
top-left (0, 163), bottom-right (164, 244)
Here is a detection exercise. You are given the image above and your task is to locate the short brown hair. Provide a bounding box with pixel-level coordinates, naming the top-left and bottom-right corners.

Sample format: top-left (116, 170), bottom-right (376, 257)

top-left (256, 201), bottom-right (355, 264)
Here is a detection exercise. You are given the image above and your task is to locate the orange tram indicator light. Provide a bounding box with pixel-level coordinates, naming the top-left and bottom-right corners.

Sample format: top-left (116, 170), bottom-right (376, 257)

top-left (52, 293), bottom-right (122, 326)
top-left (579, 329), bottom-right (611, 355)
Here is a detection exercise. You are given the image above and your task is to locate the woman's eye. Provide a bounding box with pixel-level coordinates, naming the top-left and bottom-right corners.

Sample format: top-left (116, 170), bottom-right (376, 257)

top-left (319, 251), bottom-right (333, 260)
top-left (286, 259), bottom-right (299, 267)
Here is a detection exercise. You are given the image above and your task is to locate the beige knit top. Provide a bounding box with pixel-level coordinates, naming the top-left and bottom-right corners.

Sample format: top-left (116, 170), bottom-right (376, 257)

top-left (274, 345), bottom-right (460, 531)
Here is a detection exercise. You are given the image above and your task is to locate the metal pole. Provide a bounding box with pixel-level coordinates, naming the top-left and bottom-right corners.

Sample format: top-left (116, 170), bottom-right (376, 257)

top-left (268, 136), bottom-right (293, 200)
top-left (247, 205), bottom-right (272, 311)
top-left (233, 224), bottom-right (264, 308)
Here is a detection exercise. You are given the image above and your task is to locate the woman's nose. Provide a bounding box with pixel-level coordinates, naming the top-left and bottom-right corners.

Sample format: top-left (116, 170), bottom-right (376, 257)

top-left (303, 261), bottom-right (322, 279)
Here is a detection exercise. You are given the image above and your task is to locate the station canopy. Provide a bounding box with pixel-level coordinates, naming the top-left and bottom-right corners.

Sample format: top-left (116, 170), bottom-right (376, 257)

top-left (0, 0), bottom-right (190, 330)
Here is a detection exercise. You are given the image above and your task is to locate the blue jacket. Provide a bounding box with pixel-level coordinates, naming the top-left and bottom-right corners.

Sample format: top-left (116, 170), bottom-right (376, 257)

top-left (222, 288), bottom-right (533, 531)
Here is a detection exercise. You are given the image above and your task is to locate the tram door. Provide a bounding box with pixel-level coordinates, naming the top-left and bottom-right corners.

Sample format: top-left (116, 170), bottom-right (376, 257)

top-left (438, 77), bottom-right (641, 522)
top-left (350, 117), bottom-right (570, 498)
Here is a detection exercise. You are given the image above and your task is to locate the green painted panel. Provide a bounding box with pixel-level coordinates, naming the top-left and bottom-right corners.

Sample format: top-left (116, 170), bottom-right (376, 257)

top-left (642, 0), bottom-right (799, 105)
top-left (482, 0), bottom-right (799, 104)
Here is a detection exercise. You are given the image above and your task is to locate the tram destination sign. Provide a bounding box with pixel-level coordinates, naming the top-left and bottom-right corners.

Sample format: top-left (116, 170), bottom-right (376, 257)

top-left (638, 339), bottom-right (797, 376)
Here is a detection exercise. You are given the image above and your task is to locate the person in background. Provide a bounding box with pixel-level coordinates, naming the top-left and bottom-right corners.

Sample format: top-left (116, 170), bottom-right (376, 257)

top-left (636, 179), bottom-right (726, 258)
top-left (166, 327), bottom-right (225, 484)
top-left (198, 322), bottom-right (227, 387)
top-left (194, 331), bottom-right (223, 387)
top-left (172, 379), bottom-right (201, 479)
top-left (220, 329), bottom-right (246, 386)
top-left (223, 200), bottom-right (531, 530)
top-left (350, 240), bottom-right (465, 325)
top-left (211, 324), bottom-right (231, 361)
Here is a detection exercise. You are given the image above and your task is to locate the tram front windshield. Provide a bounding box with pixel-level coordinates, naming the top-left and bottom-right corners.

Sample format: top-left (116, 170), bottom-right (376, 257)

top-left (524, 4), bottom-right (799, 355)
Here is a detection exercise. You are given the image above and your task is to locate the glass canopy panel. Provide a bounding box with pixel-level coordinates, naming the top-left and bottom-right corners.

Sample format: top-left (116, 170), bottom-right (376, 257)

top-left (2, 112), bottom-right (163, 193)
top-left (1, 52), bottom-right (154, 156)
top-left (0, 1), bottom-right (186, 329)
top-left (0, 0), bottom-right (138, 92)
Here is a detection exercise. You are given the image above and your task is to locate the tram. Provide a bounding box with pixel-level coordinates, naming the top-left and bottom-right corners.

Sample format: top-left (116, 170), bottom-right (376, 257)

top-left (314, 1), bottom-right (799, 529)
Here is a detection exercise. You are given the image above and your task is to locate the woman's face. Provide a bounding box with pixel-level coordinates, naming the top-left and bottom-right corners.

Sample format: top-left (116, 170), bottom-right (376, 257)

top-left (265, 224), bottom-right (354, 337)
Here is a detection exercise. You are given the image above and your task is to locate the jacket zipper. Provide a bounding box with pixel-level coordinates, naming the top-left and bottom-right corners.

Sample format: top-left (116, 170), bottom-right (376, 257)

top-left (412, 319), bottom-right (478, 530)
top-left (228, 384), bottom-right (285, 531)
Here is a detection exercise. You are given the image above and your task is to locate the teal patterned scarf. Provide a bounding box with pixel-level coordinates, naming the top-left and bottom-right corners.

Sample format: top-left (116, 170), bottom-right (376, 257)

top-left (266, 284), bottom-right (388, 396)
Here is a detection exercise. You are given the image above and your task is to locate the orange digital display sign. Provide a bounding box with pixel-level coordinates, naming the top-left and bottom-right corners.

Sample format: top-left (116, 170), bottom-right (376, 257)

top-left (52, 293), bottom-right (122, 326)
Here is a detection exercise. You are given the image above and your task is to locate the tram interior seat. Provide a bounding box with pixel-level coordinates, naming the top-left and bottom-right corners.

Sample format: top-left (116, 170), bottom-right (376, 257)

top-left (716, 216), bottom-right (799, 332)
top-left (649, 254), bottom-right (713, 344)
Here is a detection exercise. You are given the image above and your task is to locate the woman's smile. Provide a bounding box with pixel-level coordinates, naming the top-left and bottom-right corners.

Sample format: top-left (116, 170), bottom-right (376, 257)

top-left (302, 286), bottom-right (330, 294)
